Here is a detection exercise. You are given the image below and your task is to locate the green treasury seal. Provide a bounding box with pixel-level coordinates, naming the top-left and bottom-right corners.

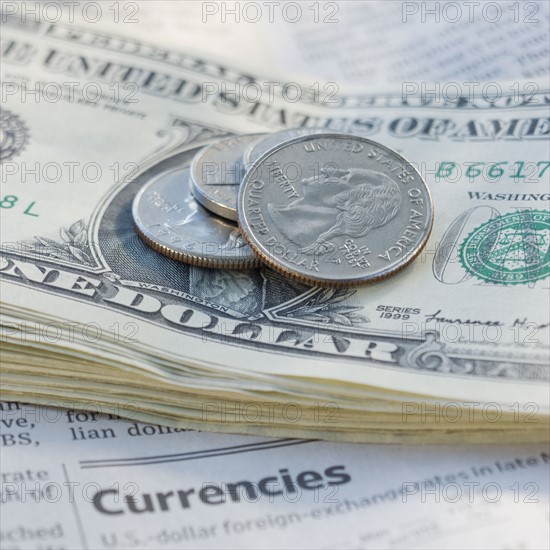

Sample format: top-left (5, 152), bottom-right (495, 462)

top-left (459, 210), bottom-right (550, 285)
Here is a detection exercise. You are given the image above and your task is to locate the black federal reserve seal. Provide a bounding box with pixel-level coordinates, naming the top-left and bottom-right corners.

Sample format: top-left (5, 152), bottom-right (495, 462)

top-left (0, 110), bottom-right (29, 162)
top-left (238, 134), bottom-right (434, 287)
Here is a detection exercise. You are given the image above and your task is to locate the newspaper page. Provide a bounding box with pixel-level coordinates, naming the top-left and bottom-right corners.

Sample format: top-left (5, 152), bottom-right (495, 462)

top-left (88, 1), bottom-right (550, 88)
top-left (1, 401), bottom-right (549, 550)
top-left (260, 0), bottom-right (550, 86)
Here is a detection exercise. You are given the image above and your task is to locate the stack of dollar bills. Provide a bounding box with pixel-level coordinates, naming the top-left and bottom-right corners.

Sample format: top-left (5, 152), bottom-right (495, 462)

top-left (1, 12), bottom-right (549, 444)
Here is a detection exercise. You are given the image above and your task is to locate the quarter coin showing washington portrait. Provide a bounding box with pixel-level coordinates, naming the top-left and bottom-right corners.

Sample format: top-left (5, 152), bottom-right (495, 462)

top-left (237, 134), bottom-right (434, 287)
top-left (190, 134), bottom-right (266, 221)
top-left (133, 166), bottom-right (261, 270)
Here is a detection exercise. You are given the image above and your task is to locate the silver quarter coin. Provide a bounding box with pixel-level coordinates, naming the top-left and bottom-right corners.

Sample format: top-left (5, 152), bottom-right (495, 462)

top-left (244, 128), bottom-right (328, 166)
top-left (238, 134), bottom-right (434, 287)
top-left (133, 166), bottom-right (261, 269)
top-left (190, 134), bottom-right (265, 221)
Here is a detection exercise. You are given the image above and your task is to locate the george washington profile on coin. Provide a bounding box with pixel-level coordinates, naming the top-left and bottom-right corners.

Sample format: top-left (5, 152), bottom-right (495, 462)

top-left (267, 167), bottom-right (402, 256)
